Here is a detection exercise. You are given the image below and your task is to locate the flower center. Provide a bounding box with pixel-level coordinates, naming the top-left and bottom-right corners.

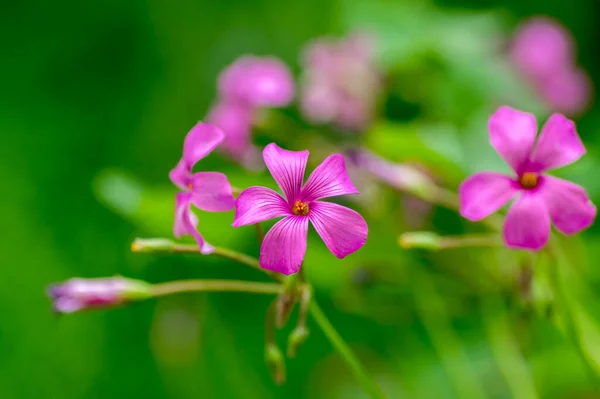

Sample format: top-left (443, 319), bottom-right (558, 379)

top-left (292, 200), bottom-right (310, 216)
top-left (519, 172), bottom-right (539, 190)
top-left (188, 182), bottom-right (193, 190)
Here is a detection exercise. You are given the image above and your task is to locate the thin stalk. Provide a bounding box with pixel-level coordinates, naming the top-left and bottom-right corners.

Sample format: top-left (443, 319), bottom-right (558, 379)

top-left (150, 279), bottom-right (282, 297)
top-left (438, 234), bottom-right (503, 249)
top-left (309, 300), bottom-right (388, 399)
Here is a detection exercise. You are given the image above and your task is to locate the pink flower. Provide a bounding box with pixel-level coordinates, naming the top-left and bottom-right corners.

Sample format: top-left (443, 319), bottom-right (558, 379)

top-left (209, 55), bottom-right (295, 167)
top-left (232, 143), bottom-right (368, 274)
top-left (46, 277), bottom-right (150, 313)
top-left (510, 17), bottom-right (592, 115)
top-left (218, 55), bottom-right (295, 108)
top-left (169, 123), bottom-right (236, 253)
top-left (299, 32), bottom-right (381, 132)
top-left (459, 106), bottom-right (596, 250)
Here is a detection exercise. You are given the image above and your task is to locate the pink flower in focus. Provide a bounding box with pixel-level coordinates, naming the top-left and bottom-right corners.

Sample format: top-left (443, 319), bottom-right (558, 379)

top-left (46, 277), bottom-right (150, 313)
top-left (510, 17), bottom-right (592, 115)
top-left (232, 143), bottom-right (368, 274)
top-left (459, 106), bottom-right (596, 250)
top-left (169, 123), bottom-right (236, 253)
top-left (300, 32), bottom-right (381, 132)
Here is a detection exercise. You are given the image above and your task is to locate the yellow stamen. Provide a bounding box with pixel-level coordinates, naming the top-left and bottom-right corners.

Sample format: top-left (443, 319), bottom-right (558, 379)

top-left (519, 172), bottom-right (539, 189)
top-left (292, 200), bottom-right (310, 216)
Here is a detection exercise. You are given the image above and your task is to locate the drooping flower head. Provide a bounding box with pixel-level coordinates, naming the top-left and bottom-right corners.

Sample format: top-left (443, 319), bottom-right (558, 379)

top-left (169, 123), bottom-right (236, 253)
top-left (46, 277), bottom-right (151, 314)
top-left (460, 106), bottom-right (596, 250)
top-left (233, 143), bottom-right (368, 274)
top-left (299, 32), bottom-right (381, 132)
top-left (208, 55), bottom-right (295, 167)
top-left (510, 17), bottom-right (592, 115)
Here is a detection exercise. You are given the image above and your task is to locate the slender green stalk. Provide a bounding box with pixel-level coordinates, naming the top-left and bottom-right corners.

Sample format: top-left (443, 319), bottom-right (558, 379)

top-left (309, 300), bottom-right (388, 399)
top-left (211, 246), bottom-right (283, 282)
top-left (150, 279), bottom-right (282, 297)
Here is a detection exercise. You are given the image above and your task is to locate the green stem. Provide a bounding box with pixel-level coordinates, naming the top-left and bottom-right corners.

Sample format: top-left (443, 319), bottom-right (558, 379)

top-left (150, 279), bottom-right (283, 297)
top-left (309, 300), bottom-right (388, 399)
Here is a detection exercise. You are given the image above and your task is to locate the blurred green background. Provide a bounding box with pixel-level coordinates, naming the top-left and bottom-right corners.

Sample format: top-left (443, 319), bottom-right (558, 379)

top-left (4, 0), bottom-right (600, 398)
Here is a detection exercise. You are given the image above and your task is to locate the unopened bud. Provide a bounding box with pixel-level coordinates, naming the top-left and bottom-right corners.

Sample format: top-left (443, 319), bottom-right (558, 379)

top-left (398, 231), bottom-right (441, 250)
top-left (46, 276), bottom-right (152, 314)
top-left (131, 238), bottom-right (177, 253)
top-left (287, 326), bottom-right (310, 358)
top-left (265, 343), bottom-right (286, 385)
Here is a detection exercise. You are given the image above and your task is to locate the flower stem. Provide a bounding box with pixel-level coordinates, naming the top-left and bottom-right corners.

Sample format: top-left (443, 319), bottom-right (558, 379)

top-left (309, 300), bottom-right (388, 399)
top-left (150, 279), bottom-right (282, 297)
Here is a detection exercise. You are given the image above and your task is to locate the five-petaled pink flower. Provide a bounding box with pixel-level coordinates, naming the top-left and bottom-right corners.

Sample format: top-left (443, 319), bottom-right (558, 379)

top-left (233, 143), bottom-right (368, 274)
top-left (169, 123), bottom-right (236, 253)
top-left (460, 106), bottom-right (596, 250)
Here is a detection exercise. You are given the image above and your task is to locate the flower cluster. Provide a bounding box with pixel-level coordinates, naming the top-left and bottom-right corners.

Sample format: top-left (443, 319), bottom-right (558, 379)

top-left (299, 32), bottom-right (381, 132)
top-left (207, 56), bottom-right (295, 169)
top-left (460, 106), bottom-right (596, 250)
top-left (510, 17), bottom-right (592, 116)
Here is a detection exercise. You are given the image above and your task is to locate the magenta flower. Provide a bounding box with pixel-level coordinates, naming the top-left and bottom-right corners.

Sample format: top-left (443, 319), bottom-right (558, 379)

top-left (46, 277), bottom-right (150, 313)
top-left (300, 32), bottom-right (381, 131)
top-left (510, 17), bottom-right (592, 115)
top-left (232, 143), bottom-right (368, 274)
top-left (460, 106), bottom-right (596, 250)
top-left (218, 55), bottom-right (295, 108)
top-left (169, 123), bottom-right (236, 253)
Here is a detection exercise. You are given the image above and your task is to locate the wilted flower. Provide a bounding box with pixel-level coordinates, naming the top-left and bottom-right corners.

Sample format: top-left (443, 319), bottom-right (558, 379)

top-left (169, 123), bottom-right (236, 253)
top-left (47, 277), bottom-right (151, 313)
top-left (300, 32), bottom-right (381, 132)
top-left (208, 55), bottom-right (295, 167)
top-left (233, 143), bottom-right (368, 274)
top-left (459, 106), bottom-right (596, 250)
top-left (510, 17), bottom-right (592, 115)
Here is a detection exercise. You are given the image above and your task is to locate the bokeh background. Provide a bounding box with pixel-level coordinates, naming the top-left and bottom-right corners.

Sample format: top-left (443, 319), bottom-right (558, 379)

top-left (4, 0), bottom-right (600, 398)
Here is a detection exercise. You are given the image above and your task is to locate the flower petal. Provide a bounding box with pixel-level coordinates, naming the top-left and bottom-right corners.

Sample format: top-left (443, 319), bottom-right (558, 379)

top-left (259, 216), bottom-right (309, 275)
top-left (488, 106), bottom-right (538, 174)
top-left (169, 158), bottom-right (191, 190)
top-left (182, 122), bottom-right (225, 168)
top-left (309, 201), bottom-right (368, 258)
top-left (263, 143), bottom-right (309, 202)
top-left (503, 192), bottom-right (550, 250)
top-left (541, 176), bottom-right (596, 235)
top-left (174, 192), bottom-right (214, 254)
top-left (459, 172), bottom-right (520, 221)
top-left (189, 172), bottom-right (236, 212)
top-left (527, 113), bottom-right (585, 172)
top-left (301, 154), bottom-right (359, 201)
top-left (232, 186), bottom-right (291, 227)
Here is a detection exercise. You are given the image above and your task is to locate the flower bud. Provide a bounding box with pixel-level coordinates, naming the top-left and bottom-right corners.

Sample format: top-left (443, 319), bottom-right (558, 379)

top-left (265, 343), bottom-right (286, 385)
top-left (46, 276), bottom-right (152, 314)
top-left (287, 326), bottom-right (310, 358)
top-left (131, 238), bottom-right (177, 253)
top-left (398, 232), bottom-right (441, 251)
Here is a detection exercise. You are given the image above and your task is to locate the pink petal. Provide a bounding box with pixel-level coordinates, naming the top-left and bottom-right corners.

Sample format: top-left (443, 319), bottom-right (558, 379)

top-left (174, 193), bottom-right (214, 254)
top-left (182, 122), bottom-right (225, 168)
top-left (540, 68), bottom-right (592, 116)
top-left (190, 172), bottom-right (236, 212)
top-left (232, 186), bottom-right (291, 227)
top-left (541, 176), bottom-right (596, 235)
top-left (527, 113), bottom-right (585, 172)
top-left (503, 193), bottom-right (550, 250)
top-left (488, 106), bottom-right (538, 175)
top-left (263, 143), bottom-right (309, 203)
top-left (301, 154), bottom-right (359, 201)
top-left (308, 201), bottom-right (368, 258)
top-left (207, 101), bottom-right (254, 156)
top-left (259, 216), bottom-right (309, 275)
top-left (459, 172), bottom-right (520, 221)
top-left (169, 158), bottom-right (191, 190)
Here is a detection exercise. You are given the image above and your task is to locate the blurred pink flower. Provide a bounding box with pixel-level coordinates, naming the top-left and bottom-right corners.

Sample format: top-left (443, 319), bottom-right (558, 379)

top-left (47, 277), bottom-right (150, 313)
top-left (233, 143), bottom-right (368, 274)
top-left (300, 32), bottom-right (381, 132)
top-left (208, 55), bottom-right (295, 167)
top-left (169, 123), bottom-right (236, 253)
top-left (510, 17), bottom-right (592, 115)
top-left (459, 106), bottom-right (596, 250)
